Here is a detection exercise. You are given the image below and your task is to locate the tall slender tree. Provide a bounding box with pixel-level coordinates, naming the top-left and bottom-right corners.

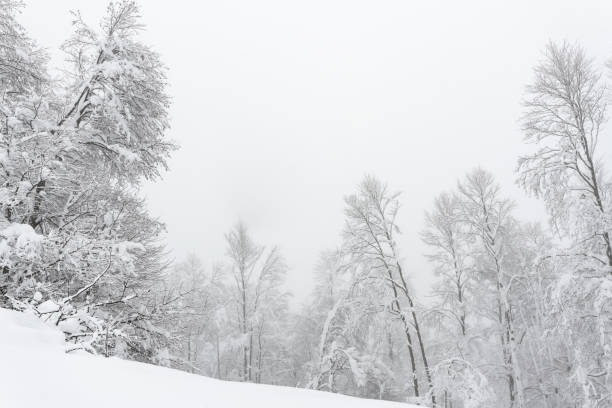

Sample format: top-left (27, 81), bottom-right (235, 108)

top-left (520, 41), bottom-right (612, 268)
top-left (457, 168), bottom-right (524, 408)
top-left (519, 41), bottom-right (612, 406)
top-left (343, 175), bottom-right (434, 405)
top-left (224, 222), bottom-right (289, 383)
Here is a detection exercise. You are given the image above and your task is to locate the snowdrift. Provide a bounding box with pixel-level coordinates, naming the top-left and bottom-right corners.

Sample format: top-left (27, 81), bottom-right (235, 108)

top-left (0, 307), bottom-right (417, 408)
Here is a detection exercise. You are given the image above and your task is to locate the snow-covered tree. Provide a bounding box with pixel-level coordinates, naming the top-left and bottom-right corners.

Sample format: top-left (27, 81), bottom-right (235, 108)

top-left (519, 41), bottom-right (612, 407)
top-left (520, 41), bottom-right (611, 268)
top-left (222, 221), bottom-right (290, 383)
top-left (422, 192), bottom-right (473, 340)
top-left (0, 0), bottom-right (176, 362)
top-left (0, 0), bottom-right (46, 97)
top-left (456, 169), bottom-right (525, 407)
top-left (306, 250), bottom-right (397, 400)
top-left (422, 169), bottom-right (564, 408)
top-left (343, 175), bottom-right (434, 403)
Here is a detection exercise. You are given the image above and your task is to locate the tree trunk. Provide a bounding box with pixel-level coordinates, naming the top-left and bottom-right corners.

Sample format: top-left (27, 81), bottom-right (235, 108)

top-left (248, 329), bottom-right (253, 382)
top-left (387, 269), bottom-right (420, 397)
top-left (215, 333), bottom-right (221, 379)
top-left (257, 329), bottom-right (263, 384)
top-left (397, 262), bottom-right (436, 407)
top-left (187, 330), bottom-right (192, 372)
top-left (241, 272), bottom-right (248, 381)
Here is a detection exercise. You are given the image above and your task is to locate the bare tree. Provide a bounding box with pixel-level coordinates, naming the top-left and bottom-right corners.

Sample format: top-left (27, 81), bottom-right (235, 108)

top-left (457, 169), bottom-right (524, 408)
top-left (519, 41), bottom-right (612, 407)
top-left (224, 221), bottom-right (288, 383)
top-left (520, 41), bottom-right (612, 269)
top-left (343, 175), bottom-right (434, 405)
top-left (422, 192), bottom-right (472, 338)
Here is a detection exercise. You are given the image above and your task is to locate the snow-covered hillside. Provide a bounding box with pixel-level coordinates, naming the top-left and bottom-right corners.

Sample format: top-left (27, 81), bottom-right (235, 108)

top-left (0, 308), bottom-right (417, 408)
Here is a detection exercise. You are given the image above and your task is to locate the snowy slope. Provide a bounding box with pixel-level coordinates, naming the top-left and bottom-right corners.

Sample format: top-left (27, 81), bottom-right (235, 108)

top-left (0, 308), bottom-right (417, 408)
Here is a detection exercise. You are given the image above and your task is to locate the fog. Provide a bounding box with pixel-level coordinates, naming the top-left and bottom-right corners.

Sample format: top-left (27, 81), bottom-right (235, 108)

top-left (21, 0), bottom-right (612, 305)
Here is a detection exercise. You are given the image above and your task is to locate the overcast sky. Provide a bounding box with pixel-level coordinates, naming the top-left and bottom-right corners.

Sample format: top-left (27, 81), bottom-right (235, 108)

top-left (20, 0), bottom-right (612, 305)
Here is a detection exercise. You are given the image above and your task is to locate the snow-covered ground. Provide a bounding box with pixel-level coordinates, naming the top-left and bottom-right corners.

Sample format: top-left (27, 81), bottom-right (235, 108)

top-left (0, 307), bottom-right (416, 408)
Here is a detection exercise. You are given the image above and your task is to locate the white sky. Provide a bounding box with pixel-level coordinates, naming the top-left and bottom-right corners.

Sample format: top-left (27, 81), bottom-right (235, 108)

top-left (20, 0), bottom-right (612, 306)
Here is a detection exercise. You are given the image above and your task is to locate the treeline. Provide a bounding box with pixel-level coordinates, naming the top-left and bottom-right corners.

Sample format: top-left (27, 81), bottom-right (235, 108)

top-left (2, 2), bottom-right (612, 408)
top-left (154, 41), bottom-right (612, 408)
